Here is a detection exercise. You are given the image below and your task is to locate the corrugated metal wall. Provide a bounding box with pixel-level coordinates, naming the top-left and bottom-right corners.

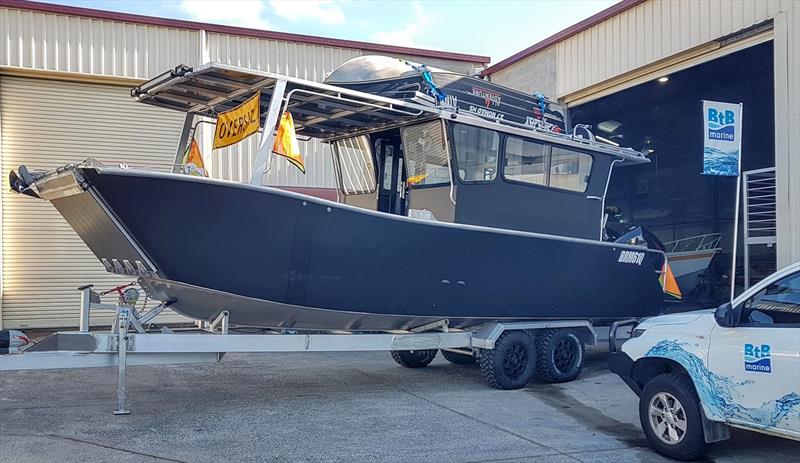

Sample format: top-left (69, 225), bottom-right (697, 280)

top-left (775, 6), bottom-right (800, 267)
top-left (489, 0), bottom-right (793, 99)
top-left (0, 4), bottom-right (486, 328)
top-left (482, 47), bottom-right (558, 97)
top-left (0, 6), bottom-right (201, 78)
top-left (0, 6), bottom-right (484, 190)
top-left (553, 0), bottom-right (791, 98)
top-left (0, 76), bottom-right (186, 328)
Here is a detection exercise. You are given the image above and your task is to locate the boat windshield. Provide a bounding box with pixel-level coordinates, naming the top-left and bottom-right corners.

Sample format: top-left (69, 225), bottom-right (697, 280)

top-left (332, 136), bottom-right (376, 195)
top-left (401, 121), bottom-right (451, 188)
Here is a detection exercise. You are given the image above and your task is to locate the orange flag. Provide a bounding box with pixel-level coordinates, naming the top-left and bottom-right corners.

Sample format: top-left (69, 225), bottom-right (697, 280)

top-left (181, 138), bottom-right (207, 176)
top-left (272, 111), bottom-right (305, 174)
top-left (660, 261), bottom-right (682, 299)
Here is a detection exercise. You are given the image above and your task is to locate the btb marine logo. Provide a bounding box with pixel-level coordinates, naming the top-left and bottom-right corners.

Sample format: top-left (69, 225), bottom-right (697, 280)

top-left (744, 343), bottom-right (771, 373)
top-left (707, 107), bottom-right (736, 141)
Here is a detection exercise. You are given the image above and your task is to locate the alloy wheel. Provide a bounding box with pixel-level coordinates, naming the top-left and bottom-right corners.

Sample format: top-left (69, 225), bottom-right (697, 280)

top-left (553, 338), bottom-right (577, 372)
top-left (648, 392), bottom-right (688, 445)
top-left (503, 343), bottom-right (527, 378)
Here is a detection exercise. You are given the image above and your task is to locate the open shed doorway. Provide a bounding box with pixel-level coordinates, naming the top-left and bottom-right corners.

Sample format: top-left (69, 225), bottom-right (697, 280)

top-left (571, 41), bottom-right (775, 309)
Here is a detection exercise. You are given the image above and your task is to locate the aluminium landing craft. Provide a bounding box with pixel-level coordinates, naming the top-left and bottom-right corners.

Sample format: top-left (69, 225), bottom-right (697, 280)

top-left (9, 58), bottom-right (669, 331)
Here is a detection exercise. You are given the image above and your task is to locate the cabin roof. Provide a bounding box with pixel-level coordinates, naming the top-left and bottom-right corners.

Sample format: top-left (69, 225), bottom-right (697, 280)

top-left (132, 62), bottom-right (649, 164)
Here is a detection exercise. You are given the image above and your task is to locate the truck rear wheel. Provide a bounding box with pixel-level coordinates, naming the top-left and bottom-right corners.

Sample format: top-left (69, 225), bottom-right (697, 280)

top-left (391, 349), bottom-right (437, 368)
top-left (639, 373), bottom-right (709, 461)
top-left (479, 331), bottom-right (536, 390)
top-left (441, 349), bottom-right (476, 365)
top-left (536, 329), bottom-right (584, 383)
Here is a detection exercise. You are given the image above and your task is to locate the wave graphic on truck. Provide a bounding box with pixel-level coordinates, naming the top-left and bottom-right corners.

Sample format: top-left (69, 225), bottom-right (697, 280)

top-left (645, 340), bottom-right (800, 429)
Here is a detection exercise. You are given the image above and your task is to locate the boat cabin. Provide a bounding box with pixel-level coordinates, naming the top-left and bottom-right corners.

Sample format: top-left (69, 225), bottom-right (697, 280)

top-left (332, 118), bottom-right (622, 240)
top-left (132, 59), bottom-right (649, 242)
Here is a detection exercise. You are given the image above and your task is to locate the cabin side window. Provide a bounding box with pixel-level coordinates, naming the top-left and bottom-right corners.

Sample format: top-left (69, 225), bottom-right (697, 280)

top-left (332, 135), bottom-right (377, 195)
top-left (453, 124), bottom-right (499, 182)
top-left (549, 146), bottom-right (593, 192)
top-left (503, 137), bottom-right (548, 186)
top-left (401, 121), bottom-right (450, 188)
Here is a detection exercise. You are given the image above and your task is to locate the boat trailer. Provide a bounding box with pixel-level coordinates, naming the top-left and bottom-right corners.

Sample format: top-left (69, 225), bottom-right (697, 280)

top-left (0, 285), bottom-right (598, 415)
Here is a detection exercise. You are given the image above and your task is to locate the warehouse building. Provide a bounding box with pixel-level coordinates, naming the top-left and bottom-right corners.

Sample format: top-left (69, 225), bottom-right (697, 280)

top-left (485, 0), bottom-right (800, 308)
top-left (0, 0), bottom-right (488, 328)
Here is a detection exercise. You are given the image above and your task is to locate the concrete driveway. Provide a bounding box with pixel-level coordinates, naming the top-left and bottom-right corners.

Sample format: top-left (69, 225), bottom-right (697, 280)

top-left (1, 346), bottom-right (797, 462)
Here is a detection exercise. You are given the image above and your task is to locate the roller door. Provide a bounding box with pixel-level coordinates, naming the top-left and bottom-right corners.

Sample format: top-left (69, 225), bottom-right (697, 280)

top-left (0, 76), bottom-right (187, 328)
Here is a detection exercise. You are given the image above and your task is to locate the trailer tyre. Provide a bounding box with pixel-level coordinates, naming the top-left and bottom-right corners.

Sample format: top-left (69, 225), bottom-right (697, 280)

top-left (479, 331), bottom-right (536, 390)
top-left (536, 329), bottom-right (585, 383)
top-left (441, 349), bottom-right (477, 365)
top-left (639, 373), bottom-right (708, 461)
top-left (391, 349), bottom-right (437, 368)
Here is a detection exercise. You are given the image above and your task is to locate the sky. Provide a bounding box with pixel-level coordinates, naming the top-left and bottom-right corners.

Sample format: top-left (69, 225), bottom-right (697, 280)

top-left (45, 0), bottom-right (619, 64)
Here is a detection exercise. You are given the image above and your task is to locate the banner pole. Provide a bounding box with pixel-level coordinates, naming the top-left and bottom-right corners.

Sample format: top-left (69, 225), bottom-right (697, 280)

top-left (730, 103), bottom-right (744, 303)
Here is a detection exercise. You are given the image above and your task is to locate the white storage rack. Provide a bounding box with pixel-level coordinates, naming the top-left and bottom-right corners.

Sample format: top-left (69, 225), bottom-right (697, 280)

top-left (0, 285), bottom-right (597, 414)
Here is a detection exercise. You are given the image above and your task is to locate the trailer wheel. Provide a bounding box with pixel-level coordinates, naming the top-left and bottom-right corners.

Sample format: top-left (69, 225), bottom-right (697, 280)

top-left (440, 349), bottom-right (476, 365)
top-left (536, 329), bottom-right (584, 383)
top-left (479, 331), bottom-right (536, 390)
top-left (391, 349), bottom-right (437, 368)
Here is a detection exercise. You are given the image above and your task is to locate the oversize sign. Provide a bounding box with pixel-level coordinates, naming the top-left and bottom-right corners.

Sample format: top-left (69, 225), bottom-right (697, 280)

top-left (213, 91), bottom-right (261, 149)
top-left (702, 100), bottom-right (743, 176)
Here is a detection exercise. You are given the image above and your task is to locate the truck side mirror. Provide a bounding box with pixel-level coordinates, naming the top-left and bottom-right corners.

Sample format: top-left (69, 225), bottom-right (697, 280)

top-left (714, 303), bottom-right (741, 327)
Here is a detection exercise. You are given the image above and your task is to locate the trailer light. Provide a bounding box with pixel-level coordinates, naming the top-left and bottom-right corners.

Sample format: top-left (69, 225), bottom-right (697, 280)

top-left (657, 76), bottom-right (669, 83)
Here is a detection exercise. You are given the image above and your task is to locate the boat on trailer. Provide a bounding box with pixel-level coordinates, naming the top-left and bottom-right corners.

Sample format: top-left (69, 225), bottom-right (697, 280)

top-left (9, 57), bottom-right (670, 332)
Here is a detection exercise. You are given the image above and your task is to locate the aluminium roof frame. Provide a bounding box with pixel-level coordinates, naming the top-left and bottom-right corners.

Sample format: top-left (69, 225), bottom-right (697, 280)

top-left (131, 62), bottom-right (649, 184)
top-left (133, 62), bottom-right (442, 184)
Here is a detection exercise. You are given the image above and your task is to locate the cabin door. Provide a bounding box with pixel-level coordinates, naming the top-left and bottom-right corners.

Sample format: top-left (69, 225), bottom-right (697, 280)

top-left (376, 137), bottom-right (406, 215)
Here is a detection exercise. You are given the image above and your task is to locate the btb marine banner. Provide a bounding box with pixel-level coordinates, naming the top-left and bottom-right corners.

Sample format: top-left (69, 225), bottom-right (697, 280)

top-left (702, 100), bottom-right (743, 176)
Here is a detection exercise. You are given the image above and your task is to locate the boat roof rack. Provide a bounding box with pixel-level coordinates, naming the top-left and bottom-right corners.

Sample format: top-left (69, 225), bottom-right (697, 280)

top-left (132, 63), bottom-right (439, 141)
top-left (132, 63), bottom-right (649, 164)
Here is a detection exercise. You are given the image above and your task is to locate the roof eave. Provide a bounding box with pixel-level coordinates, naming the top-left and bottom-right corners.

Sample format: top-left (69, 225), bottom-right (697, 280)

top-left (0, 0), bottom-right (490, 65)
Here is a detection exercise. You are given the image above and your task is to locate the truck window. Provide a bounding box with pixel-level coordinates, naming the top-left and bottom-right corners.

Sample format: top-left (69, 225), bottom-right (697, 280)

top-left (743, 271), bottom-right (800, 325)
top-left (453, 124), bottom-right (499, 182)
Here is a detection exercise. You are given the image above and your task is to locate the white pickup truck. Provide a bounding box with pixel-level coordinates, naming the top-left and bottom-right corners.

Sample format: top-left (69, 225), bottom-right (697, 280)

top-left (609, 262), bottom-right (800, 460)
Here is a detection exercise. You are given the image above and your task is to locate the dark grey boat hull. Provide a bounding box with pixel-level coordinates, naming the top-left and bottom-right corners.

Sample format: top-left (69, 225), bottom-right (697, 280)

top-left (22, 166), bottom-right (668, 330)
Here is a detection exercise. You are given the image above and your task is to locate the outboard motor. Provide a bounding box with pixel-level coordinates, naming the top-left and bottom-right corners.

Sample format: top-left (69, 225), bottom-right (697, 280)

top-left (9, 165), bottom-right (42, 198)
top-left (604, 207), bottom-right (665, 252)
top-left (0, 330), bottom-right (30, 354)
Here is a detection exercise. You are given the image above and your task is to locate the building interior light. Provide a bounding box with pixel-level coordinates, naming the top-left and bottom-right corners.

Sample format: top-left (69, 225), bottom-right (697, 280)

top-left (597, 120), bottom-right (622, 133)
top-left (658, 76), bottom-right (669, 83)
top-left (596, 135), bottom-right (620, 146)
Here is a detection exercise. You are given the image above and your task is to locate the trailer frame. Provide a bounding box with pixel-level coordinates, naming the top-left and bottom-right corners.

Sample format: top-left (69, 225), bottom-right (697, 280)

top-left (1, 285), bottom-right (598, 414)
